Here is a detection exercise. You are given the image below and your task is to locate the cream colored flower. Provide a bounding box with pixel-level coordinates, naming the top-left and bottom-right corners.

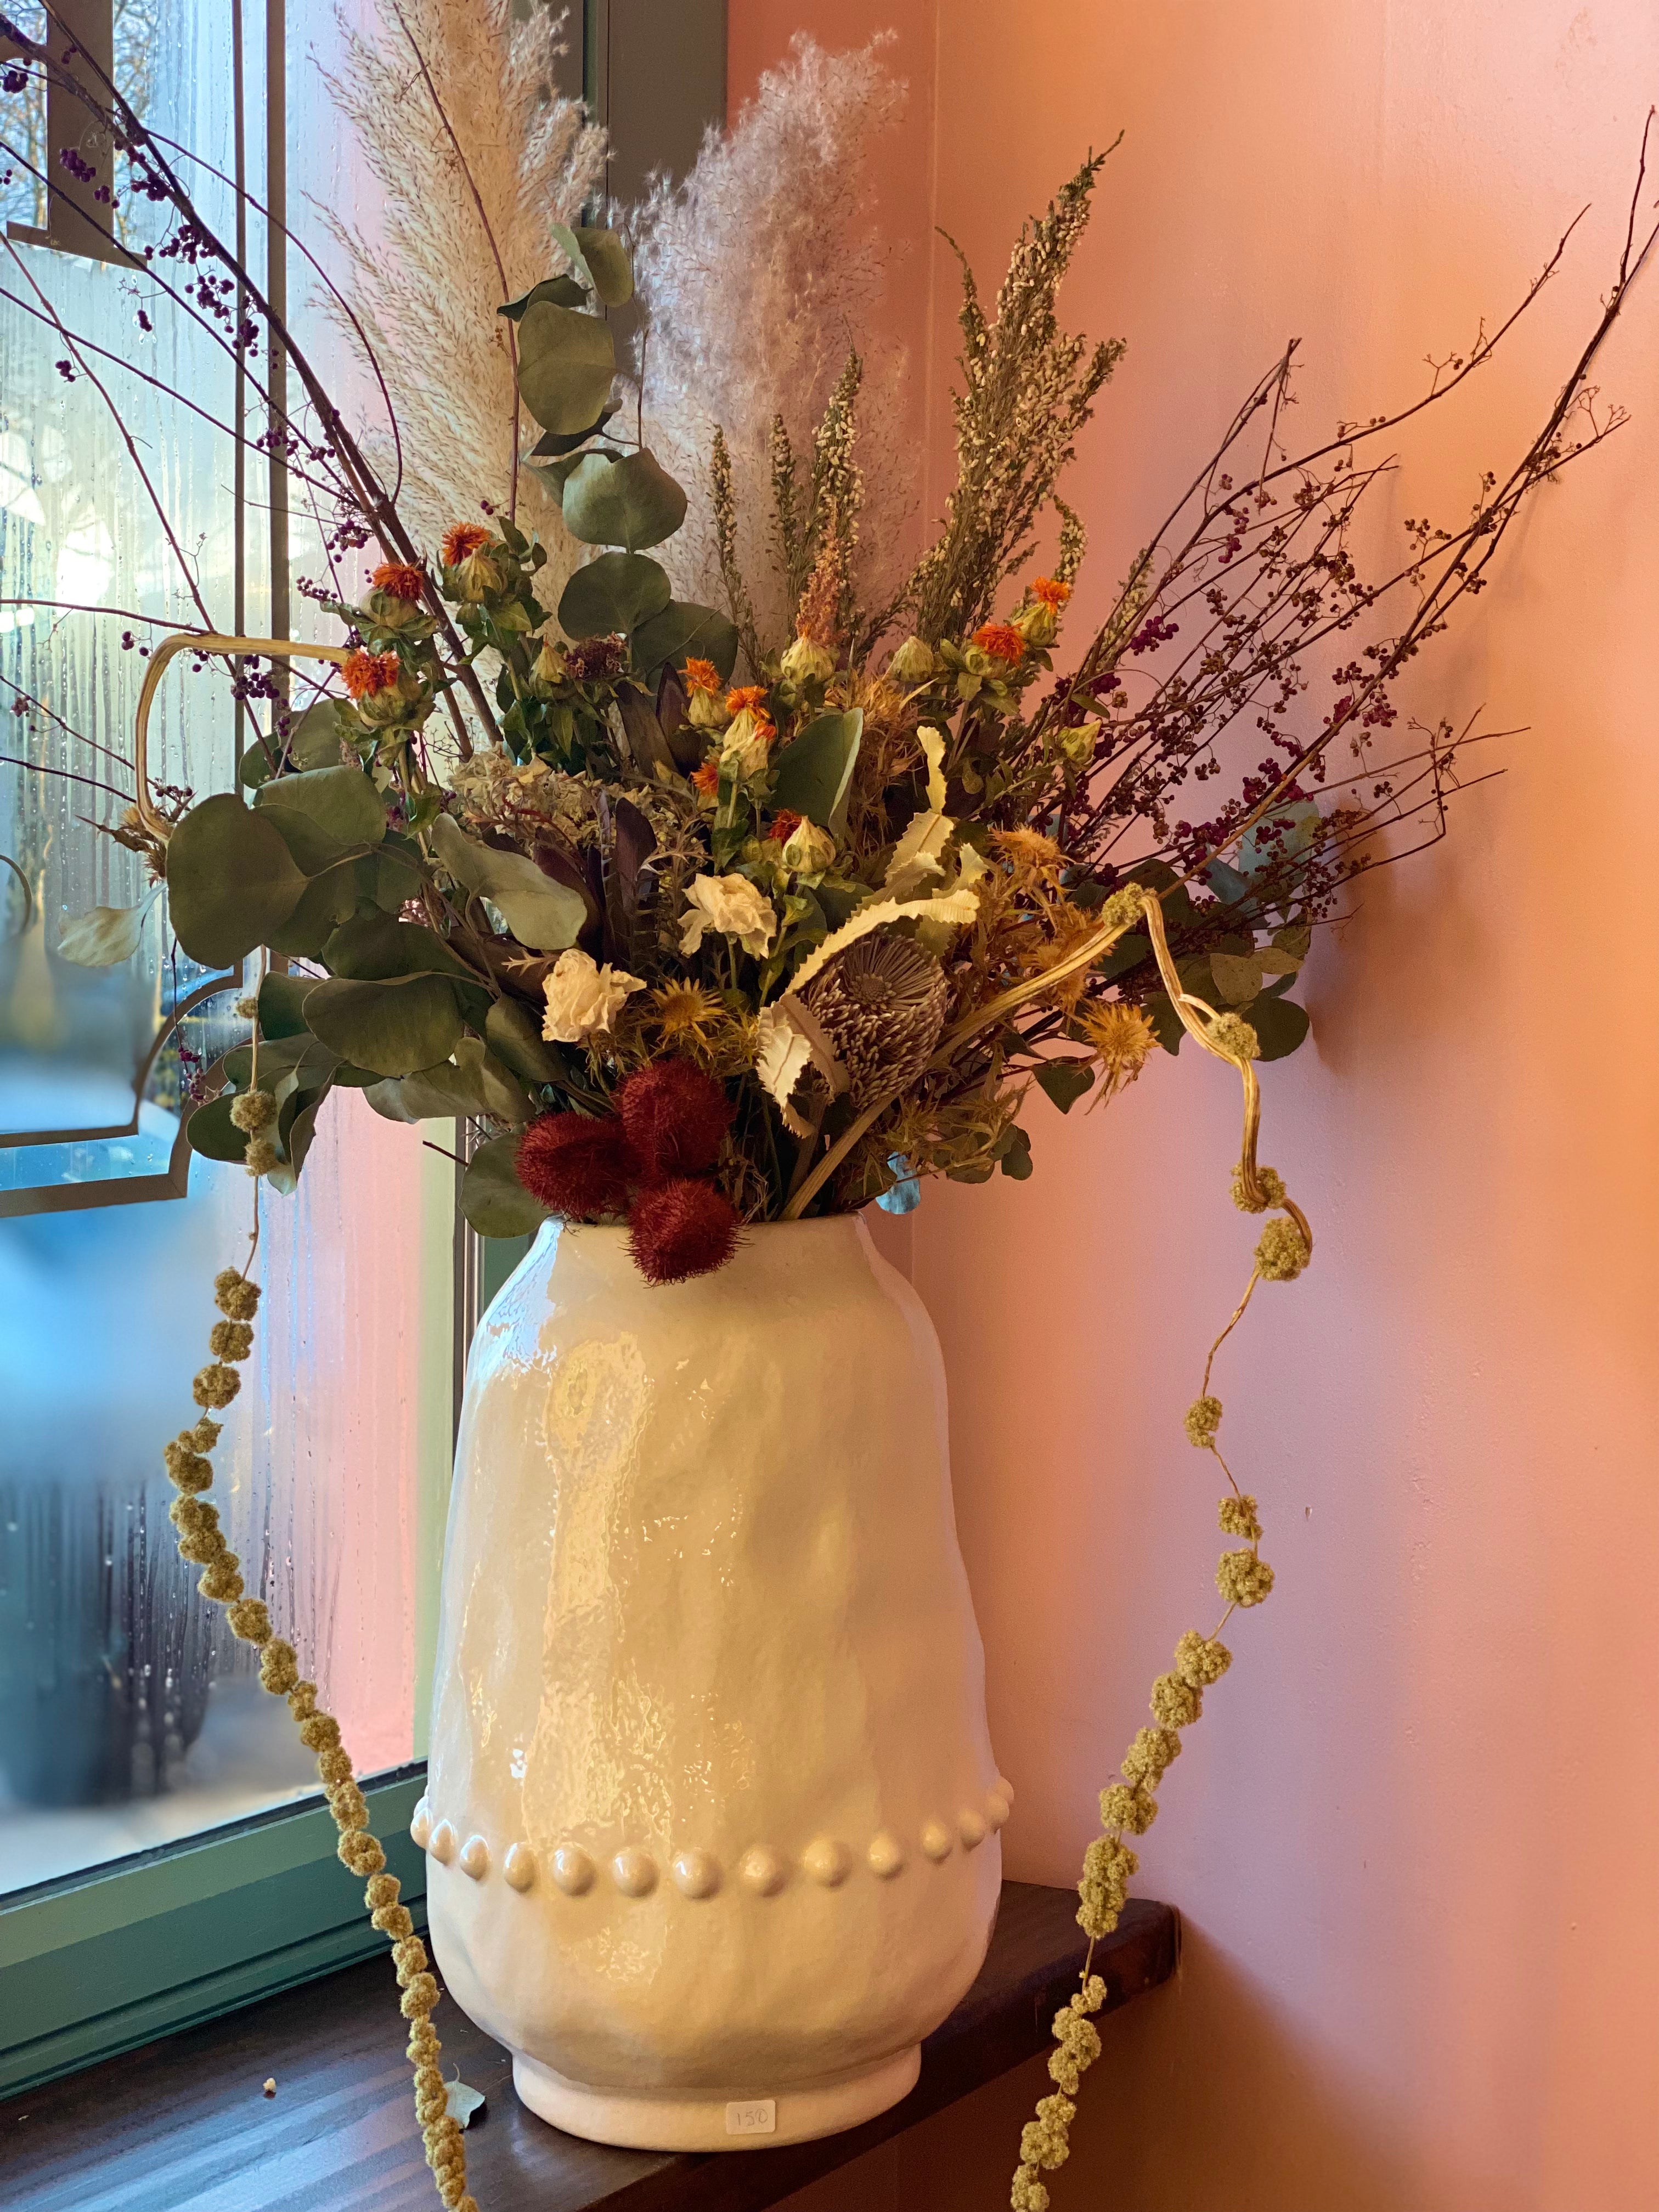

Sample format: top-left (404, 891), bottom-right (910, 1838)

top-left (780, 634), bottom-right (836, 686)
top-left (540, 947), bottom-right (646, 1043)
top-left (679, 873), bottom-right (777, 959)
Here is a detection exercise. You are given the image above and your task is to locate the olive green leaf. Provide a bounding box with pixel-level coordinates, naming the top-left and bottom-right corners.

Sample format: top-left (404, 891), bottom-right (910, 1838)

top-left (428, 814), bottom-right (586, 952)
top-left (562, 448), bottom-right (687, 552)
top-left (264, 861), bottom-right (362, 958)
top-left (57, 889), bottom-right (159, 967)
top-left (321, 911), bottom-right (476, 981)
top-left (1249, 991), bottom-right (1312, 1061)
top-left (185, 1093), bottom-right (249, 1163)
top-left (460, 1130), bottom-right (552, 1238)
top-left (357, 838), bottom-right (426, 915)
top-left (301, 973), bottom-right (465, 1077)
top-left (771, 709), bottom-right (864, 835)
top-left (631, 600), bottom-right (740, 685)
top-left (527, 404), bottom-right (619, 460)
top-left (498, 275), bottom-right (587, 319)
top-left (165, 794), bottom-right (308, 968)
top-left (1035, 1059), bottom-right (1096, 1113)
top-left (257, 972), bottom-right (317, 1039)
top-left (485, 996), bottom-right (564, 1089)
top-left (363, 1037), bottom-right (532, 1126)
top-left (998, 1124), bottom-right (1034, 1179)
top-left (1210, 949), bottom-right (1265, 1006)
top-left (549, 222), bottom-right (633, 307)
top-left (515, 300), bottom-right (616, 435)
top-left (557, 551), bottom-right (672, 640)
top-left (255, 764), bottom-right (386, 873)
top-left (266, 1086), bottom-right (330, 1194)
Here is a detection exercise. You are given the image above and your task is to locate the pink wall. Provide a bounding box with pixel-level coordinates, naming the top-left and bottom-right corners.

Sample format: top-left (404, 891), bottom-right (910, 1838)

top-left (737, 7), bottom-right (1659, 2208)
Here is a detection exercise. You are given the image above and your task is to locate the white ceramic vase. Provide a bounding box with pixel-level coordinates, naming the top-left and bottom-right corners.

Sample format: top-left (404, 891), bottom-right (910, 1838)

top-left (415, 1215), bottom-right (1009, 2152)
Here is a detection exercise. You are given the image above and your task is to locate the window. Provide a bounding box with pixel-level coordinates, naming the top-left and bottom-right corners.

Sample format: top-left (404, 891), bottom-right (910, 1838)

top-left (0, 0), bottom-right (724, 2095)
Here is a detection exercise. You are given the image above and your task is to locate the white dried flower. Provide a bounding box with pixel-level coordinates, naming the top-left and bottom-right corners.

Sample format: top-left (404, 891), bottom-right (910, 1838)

top-left (679, 873), bottom-right (777, 959)
top-left (780, 635), bottom-right (836, 685)
top-left (540, 948), bottom-right (646, 1043)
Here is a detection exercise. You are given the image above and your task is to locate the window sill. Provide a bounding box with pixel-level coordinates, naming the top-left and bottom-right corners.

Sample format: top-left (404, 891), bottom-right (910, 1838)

top-left (1, 1882), bottom-right (1177, 2211)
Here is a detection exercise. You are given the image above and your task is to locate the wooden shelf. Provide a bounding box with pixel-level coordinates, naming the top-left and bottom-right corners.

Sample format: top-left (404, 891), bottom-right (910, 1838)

top-left (2, 1884), bottom-right (1177, 2211)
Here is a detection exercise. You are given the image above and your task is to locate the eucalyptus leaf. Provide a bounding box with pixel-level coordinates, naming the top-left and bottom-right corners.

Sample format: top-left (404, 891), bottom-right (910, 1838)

top-left (1035, 1059), bottom-right (1096, 1113)
top-left (428, 814), bottom-right (586, 952)
top-left (165, 794), bottom-right (308, 968)
top-left (550, 221), bottom-right (633, 307)
top-left (266, 1087), bottom-right (329, 1194)
top-left (1248, 992), bottom-right (1312, 1061)
top-left (264, 861), bottom-right (362, 957)
top-left (515, 300), bottom-right (616, 436)
top-left (460, 1131), bottom-right (552, 1239)
top-left (257, 973), bottom-right (316, 1039)
top-left (498, 275), bottom-right (586, 319)
top-left (770, 709), bottom-right (863, 835)
top-left (1210, 949), bottom-right (1264, 1005)
top-left (363, 1038), bottom-right (532, 1125)
top-left (301, 973), bottom-right (465, 1077)
top-left (255, 764), bottom-right (386, 872)
top-left (631, 600), bottom-right (740, 685)
top-left (57, 894), bottom-right (156, 967)
top-left (557, 551), bottom-right (672, 641)
top-left (998, 1124), bottom-right (1034, 1180)
top-left (485, 997), bottom-right (565, 1090)
top-left (561, 448), bottom-right (687, 552)
top-left (321, 912), bottom-right (476, 982)
top-left (527, 404), bottom-right (619, 459)
top-left (185, 1093), bottom-right (249, 1163)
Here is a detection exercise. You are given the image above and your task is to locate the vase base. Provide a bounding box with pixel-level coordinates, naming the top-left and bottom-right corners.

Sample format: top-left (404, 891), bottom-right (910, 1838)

top-left (510, 2043), bottom-right (923, 2151)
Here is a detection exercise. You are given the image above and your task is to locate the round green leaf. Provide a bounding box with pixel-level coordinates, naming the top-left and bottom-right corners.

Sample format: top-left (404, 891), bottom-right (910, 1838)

top-left (557, 551), bottom-right (672, 641)
top-left (264, 861), bottom-right (362, 957)
top-left (631, 600), bottom-right (740, 685)
top-left (515, 301), bottom-right (616, 436)
top-left (1248, 992), bottom-right (1312, 1061)
top-left (550, 222), bottom-right (633, 307)
top-left (186, 1094), bottom-right (249, 1163)
top-left (165, 794), bottom-right (308, 968)
top-left (499, 275), bottom-right (587, 320)
top-left (460, 1131), bottom-right (553, 1239)
top-left (257, 973), bottom-right (316, 1039)
top-left (562, 448), bottom-right (687, 552)
top-left (301, 973), bottom-right (465, 1077)
top-left (255, 764), bottom-right (386, 872)
top-left (321, 912), bottom-right (477, 981)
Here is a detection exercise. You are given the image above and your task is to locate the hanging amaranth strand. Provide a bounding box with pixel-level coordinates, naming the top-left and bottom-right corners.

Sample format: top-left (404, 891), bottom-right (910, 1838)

top-left (157, 963), bottom-right (481, 2212)
top-left (1008, 888), bottom-right (1312, 2211)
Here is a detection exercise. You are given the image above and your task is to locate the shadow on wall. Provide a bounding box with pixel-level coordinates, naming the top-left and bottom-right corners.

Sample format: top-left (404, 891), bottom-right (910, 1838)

top-left (776, 1921), bottom-right (1500, 2212)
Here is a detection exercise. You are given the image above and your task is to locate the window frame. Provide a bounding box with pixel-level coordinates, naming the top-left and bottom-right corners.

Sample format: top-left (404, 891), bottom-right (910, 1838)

top-left (0, 0), bottom-right (726, 2095)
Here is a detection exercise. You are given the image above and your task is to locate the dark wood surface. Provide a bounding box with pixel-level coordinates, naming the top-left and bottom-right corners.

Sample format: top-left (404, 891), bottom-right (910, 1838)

top-left (2, 1885), bottom-right (1177, 2211)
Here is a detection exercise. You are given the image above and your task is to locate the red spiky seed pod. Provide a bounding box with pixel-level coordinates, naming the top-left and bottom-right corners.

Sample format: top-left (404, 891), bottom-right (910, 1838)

top-left (515, 1113), bottom-right (636, 1220)
top-left (618, 1059), bottom-right (734, 1180)
top-left (628, 1178), bottom-right (740, 1284)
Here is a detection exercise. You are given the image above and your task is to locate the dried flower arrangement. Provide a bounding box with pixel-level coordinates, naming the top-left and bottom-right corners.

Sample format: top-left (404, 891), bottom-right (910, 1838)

top-left (4, 14), bottom-right (1656, 2208)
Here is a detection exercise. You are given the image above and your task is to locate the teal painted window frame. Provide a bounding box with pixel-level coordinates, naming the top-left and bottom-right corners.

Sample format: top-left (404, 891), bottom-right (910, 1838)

top-left (0, 1770), bottom-right (427, 2098)
top-left (0, 0), bottom-right (726, 2102)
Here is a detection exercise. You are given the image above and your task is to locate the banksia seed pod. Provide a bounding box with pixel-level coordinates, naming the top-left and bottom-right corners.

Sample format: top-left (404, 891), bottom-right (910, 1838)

top-left (515, 1112), bottom-right (636, 1219)
top-left (617, 1059), bottom-right (733, 1180)
top-left (802, 932), bottom-right (950, 1109)
top-left (628, 1178), bottom-right (739, 1284)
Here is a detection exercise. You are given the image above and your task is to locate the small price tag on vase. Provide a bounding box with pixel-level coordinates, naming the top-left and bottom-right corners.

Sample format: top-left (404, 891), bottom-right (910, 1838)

top-left (725, 2098), bottom-right (776, 2137)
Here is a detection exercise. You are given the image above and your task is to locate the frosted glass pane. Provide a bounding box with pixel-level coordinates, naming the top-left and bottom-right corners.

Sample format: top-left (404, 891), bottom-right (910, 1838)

top-left (0, 1), bottom-right (433, 1894)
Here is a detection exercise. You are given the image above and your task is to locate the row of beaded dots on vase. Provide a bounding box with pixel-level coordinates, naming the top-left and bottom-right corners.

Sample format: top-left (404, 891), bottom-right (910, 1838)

top-left (409, 1778), bottom-right (1014, 1899)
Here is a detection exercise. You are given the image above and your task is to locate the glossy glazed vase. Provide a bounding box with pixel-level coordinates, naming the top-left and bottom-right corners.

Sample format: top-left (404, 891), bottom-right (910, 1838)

top-left (418, 1215), bottom-right (1009, 2152)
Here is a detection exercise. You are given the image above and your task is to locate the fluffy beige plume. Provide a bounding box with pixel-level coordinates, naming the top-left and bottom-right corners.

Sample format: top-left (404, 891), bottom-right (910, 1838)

top-left (319, 0), bottom-right (606, 585)
top-left (629, 34), bottom-right (912, 651)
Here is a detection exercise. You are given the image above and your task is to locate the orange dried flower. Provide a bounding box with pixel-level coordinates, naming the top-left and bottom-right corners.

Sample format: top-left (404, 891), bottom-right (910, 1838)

top-left (683, 657), bottom-right (723, 696)
top-left (342, 649), bottom-right (402, 700)
top-left (691, 758), bottom-right (720, 795)
top-left (1032, 577), bottom-right (1071, 611)
top-left (370, 562), bottom-right (426, 602)
top-left (725, 685), bottom-right (769, 716)
top-left (440, 522), bottom-right (490, 567)
top-left (974, 622), bottom-right (1026, 663)
top-left (769, 809), bottom-right (804, 844)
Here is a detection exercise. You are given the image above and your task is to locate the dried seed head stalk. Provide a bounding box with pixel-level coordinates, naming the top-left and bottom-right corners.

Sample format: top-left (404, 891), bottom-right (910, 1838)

top-left (902, 149), bottom-right (1125, 647)
top-left (161, 1262), bottom-right (477, 2212)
